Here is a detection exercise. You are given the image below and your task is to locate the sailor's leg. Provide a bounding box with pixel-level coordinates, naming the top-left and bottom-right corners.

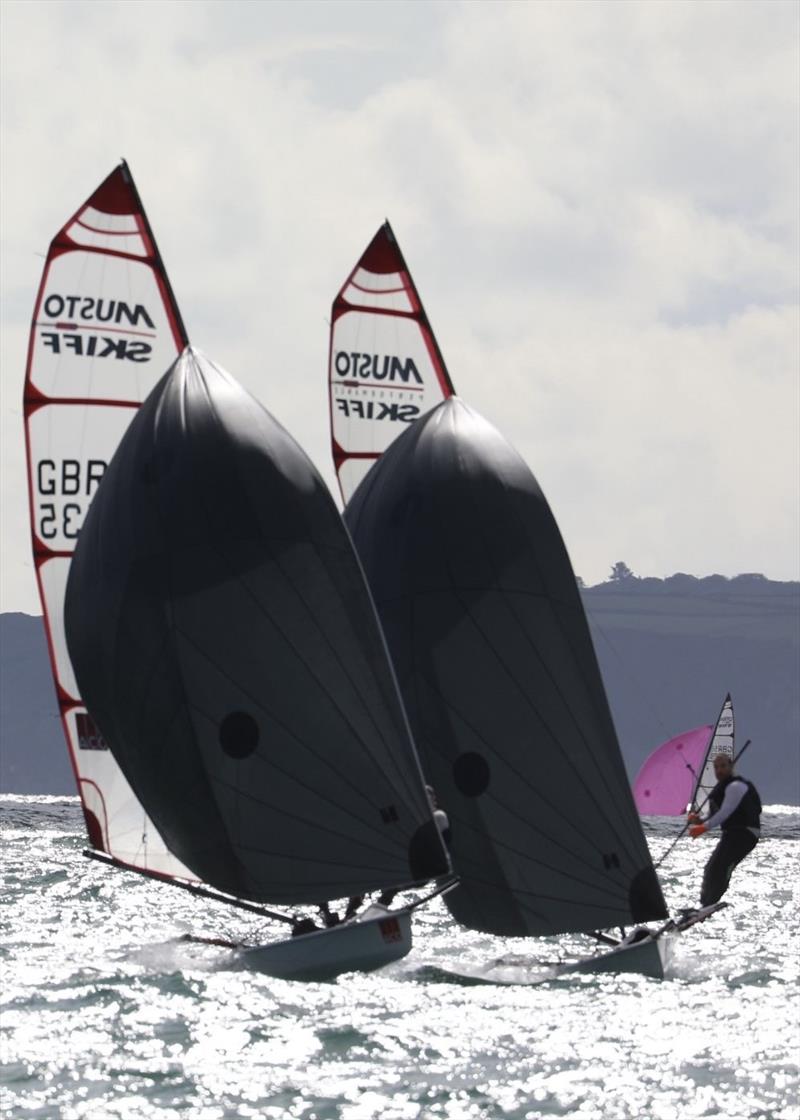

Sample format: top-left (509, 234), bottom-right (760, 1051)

top-left (700, 832), bottom-right (757, 906)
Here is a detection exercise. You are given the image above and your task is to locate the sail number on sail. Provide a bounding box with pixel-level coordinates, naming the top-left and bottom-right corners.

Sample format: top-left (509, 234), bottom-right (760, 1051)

top-left (35, 458), bottom-right (107, 540)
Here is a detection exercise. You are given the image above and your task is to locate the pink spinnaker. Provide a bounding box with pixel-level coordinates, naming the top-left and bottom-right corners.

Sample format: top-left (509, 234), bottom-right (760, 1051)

top-left (633, 726), bottom-right (713, 815)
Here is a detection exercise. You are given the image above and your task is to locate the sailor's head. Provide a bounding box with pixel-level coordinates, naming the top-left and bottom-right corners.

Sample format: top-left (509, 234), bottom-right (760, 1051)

top-left (713, 754), bottom-right (734, 779)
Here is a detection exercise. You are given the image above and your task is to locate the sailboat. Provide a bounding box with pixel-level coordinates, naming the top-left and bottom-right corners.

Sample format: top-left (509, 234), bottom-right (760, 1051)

top-left (688, 694), bottom-right (735, 811)
top-left (632, 695), bottom-right (735, 816)
top-left (28, 170), bottom-right (451, 980)
top-left (62, 346), bottom-right (452, 979)
top-left (328, 227), bottom-right (704, 979)
top-left (343, 397), bottom-right (698, 980)
top-left (328, 221), bottom-right (455, 503)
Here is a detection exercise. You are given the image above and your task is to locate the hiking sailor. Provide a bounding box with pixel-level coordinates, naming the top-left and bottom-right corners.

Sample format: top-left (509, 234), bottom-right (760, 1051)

top-left (688, 753), bottom-right (761, 906)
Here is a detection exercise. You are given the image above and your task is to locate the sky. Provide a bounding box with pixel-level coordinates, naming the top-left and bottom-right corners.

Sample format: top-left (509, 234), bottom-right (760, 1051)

top-left (1, 0), bottom-right (798, 615)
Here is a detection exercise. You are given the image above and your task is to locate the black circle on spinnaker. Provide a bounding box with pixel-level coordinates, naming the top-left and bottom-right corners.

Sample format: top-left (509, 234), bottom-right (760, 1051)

top-left (453, 752), bottom-right (490, 796)
top-left (219, 712), bottom-right (259, 759)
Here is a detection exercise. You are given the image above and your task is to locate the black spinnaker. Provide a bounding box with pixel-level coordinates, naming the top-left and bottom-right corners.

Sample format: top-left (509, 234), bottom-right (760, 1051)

top-left (65, 347), bottom-right (450, 906)
top-left (345, 397), bottom-right (668, 937)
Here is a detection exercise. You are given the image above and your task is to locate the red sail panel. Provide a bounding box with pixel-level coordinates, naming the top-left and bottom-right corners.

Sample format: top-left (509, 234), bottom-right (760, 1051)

top-left (23, 161), bottom-right (193, 876)
top-left (329, 222), bottom-right (455, 503)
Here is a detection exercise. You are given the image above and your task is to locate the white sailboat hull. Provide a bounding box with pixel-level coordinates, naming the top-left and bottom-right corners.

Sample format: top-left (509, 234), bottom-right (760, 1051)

top-left (559, 932), bottom-right (671, 980)
top-left (233, 905), bottom-right (413, 981)
top-left (435, 905), bottom-right (729, 986)
top-left (440, 933), bottom-right (670, 986)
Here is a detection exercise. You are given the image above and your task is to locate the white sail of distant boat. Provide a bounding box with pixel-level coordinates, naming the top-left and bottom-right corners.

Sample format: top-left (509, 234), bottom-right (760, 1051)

top-left (328, 222), bottom-right (454, 503)
top-left (690, 694), bottom-right (735, 811)
top-left (23, 161), bottom-right (193, 878)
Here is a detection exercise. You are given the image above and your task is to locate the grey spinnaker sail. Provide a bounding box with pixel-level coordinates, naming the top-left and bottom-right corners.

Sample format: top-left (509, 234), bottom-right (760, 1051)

top-left (64, 347), bottom-right (449, 905)
top-left (345, 397), bottom-right (668, 936)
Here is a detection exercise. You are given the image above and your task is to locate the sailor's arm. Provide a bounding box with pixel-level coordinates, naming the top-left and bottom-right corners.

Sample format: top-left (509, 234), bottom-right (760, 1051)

top-left (702, 780), bottom-right (748, 830)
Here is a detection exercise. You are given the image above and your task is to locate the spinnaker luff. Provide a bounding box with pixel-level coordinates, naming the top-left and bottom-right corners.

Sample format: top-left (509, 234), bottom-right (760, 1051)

top-left (345, 397), bottom-right (668, 937)
top-left (24, 161), bottom-right (190, 876)
top-left (329, 222), bottom-right (454, 504)
top-left (65, 347), bottom-right (450, 905)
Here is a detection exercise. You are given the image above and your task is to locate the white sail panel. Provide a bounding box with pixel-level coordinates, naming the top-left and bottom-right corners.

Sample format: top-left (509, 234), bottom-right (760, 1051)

top-left (28, 405), bottom-right (135, 560)
top-left (78, 207), bottom-right (141, 234)
top-left (332, 313), bottom-right (442, 453)
top-left (24, 161), bottom-right (192, 878)
top-left (65, 709), bottom-right (188, 874)
top-left (29, 251), bottom-right (176, 400)
top-left (329, 222), bottom-right (454, 504)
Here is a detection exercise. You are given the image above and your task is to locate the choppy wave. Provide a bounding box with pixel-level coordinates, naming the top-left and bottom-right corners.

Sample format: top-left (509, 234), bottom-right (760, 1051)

top-left (1, 797), bottom-right (798, 1120)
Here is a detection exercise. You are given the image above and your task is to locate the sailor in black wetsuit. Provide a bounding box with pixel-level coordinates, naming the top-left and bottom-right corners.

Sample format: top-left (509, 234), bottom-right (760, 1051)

top-left (688, 753), bottom-right (762, 906)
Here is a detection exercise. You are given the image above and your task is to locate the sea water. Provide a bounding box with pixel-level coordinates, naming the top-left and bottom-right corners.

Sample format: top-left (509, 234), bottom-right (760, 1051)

top-left (1, 797), bottom-right (798, 1120)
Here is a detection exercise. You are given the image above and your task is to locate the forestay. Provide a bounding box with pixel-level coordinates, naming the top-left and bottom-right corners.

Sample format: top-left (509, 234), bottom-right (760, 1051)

top-left (346, 398), bottom-right (668, 937)
top-left (64, 348), bottom-right (450, 906)
top-left (23, 161), bottom-right (191, 876)
top-left (329, 222), bottom-right (454, 503)
top-left (632, 725), bottom-right (713, 816)
top-left (691, 694), bottom-right (735, 810)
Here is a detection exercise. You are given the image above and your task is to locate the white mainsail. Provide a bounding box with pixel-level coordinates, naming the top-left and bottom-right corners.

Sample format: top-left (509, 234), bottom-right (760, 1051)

top-left (24, 161), bottom-right (192, 876)
top-left (690, 694), bottom-right (735, 810)
top-left (329, 222), bottom-right (454, 503)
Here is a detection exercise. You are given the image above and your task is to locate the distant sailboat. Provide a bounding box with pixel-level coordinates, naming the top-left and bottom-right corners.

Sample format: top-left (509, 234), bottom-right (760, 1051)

top-left (632, 695), bottom-right (735, 816)
top-left (63, 346), bottom-right (451, 979)
top-left (689, 694), bottom-right (735, 811)
top-left (23, 160), bottom-right (192, 878)
top-left (328, 222), bottom-right (454, 503)
top-left (344, 397), bottom-right (723, 981)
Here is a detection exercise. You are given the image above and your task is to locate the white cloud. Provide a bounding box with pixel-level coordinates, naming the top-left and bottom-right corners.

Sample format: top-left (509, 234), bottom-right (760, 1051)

top-left (2, 0), bottom-right (798, 611)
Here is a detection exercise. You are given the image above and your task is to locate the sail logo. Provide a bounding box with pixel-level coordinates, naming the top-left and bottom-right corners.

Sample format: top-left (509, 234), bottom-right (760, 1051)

top-left (335, 399), bottom-right (419, 423)
top-left (718, 716), bottom-right (733, 729)
top-left (38, 294), bottom-right (157, 363)
top-left (43, 294), bottom-right (155, 329)
top-left (334, 351), bottom-right (424, 385)
top-left (76, 712), bottom-right (109, 751)
top-left (39, 333), bottom-right (152, 362)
